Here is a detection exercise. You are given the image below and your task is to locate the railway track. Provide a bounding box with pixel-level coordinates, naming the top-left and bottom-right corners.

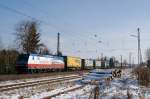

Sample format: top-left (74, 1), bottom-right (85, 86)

top-left (0, 75), bottom-right (81, 92)
top-left (41, 83), bottom-right (96, 99)
top-left (42, 85), bottom-right (85, 99)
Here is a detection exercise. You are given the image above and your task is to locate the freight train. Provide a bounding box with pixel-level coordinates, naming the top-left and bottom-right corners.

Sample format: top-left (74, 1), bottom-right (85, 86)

top-left (16, 54), bottom-right (109, 73)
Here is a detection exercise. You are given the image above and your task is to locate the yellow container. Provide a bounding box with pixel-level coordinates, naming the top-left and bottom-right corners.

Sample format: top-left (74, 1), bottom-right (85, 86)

top-left (67, 56), bottom-right (81, 68)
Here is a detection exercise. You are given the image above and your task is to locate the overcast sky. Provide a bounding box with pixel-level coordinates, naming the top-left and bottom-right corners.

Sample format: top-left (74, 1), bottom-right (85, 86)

top-left (0, 0), bottom-right (150, 63)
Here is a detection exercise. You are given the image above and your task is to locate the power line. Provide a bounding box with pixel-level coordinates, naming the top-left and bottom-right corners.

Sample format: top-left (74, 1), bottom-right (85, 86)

top-left (0, 3), bottom-right (35, 20)
top-left (21, 0), bottom-right (59, 21)
top-left (21, 0), bottom-right (97, 41)
top-left (0, 3), bottom-right (88, 54)
top-left (0, 2), bottom-right (103, 47)
top-left (0, 3), bottom-right (63, 32)
top-left (0, 2), bottom-right (88, 43)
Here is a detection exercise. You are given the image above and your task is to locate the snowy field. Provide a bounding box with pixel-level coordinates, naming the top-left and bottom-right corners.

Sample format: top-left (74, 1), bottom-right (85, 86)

top-left (0, 68), bottom-right (150, 99)
top-left (48, 69), bottom-right (150, 99)
top-left (100, 69), bottom-right (150, 99)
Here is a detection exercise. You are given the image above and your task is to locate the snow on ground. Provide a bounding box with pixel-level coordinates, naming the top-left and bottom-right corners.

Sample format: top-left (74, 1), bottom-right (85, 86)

top-left (81, 72), bottom-right (112, 84)
top-left (0, 68), bottom-right (150, 99)
top-left (0, 77), bottom-right (81, 99)
top-left (51, 84), bottom-right (95, 99)
top-left (31, 84), bottom-right (83, 99)
top-left (46, 68), bottom-right (150, 99)
top-left (90, 69), bottom-right (113, 73)
top-left (100, 68), bottom-right (150, 99)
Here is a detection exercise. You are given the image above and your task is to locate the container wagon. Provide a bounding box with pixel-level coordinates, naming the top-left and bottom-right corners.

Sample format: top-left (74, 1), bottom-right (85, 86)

top-left (64, 56), bottom-right (81, 70)
top-left (82, 59), bottom-right (94, 69)
top-left (95, 60), bottom-right (101, 69)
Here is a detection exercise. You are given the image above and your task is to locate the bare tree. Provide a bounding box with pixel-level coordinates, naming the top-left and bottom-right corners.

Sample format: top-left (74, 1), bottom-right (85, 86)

top-left (0, 36), bottom-right (3, 50)
top-left (0, 49), bottom-right (19, 74)
top-left (39, 44), bottom-right (53, 55)
top-left (145, 48), bottom-right (150, 60)
top-left (15, 20), bottom-right (43, 54)
top-left (123, 59), bottom-right (127, 67)
top-left (145, 48), bottom-right (150, 68)
top-left (109, 57), bottom-right (115, 68)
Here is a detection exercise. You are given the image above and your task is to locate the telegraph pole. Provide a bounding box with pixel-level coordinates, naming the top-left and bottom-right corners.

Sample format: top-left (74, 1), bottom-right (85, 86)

top-left (129, 52), bottom-right (132, 67)
top-left (130, 28), bottom-right (141, 66)
top-left (137, 28), bottom-right (140, 65)
top-left (101, 53), bottom-right (103, 59)
top-left (57, 32), bottom-right (60, 56)
top-left (132, 56), bottom-right (135, 67)
top-left (120, 55), bottom-right (122, 68)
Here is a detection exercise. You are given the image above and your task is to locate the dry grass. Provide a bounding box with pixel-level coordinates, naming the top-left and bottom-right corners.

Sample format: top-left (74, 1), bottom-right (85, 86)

top-left (132, 66), bottom-right (150, 86)
top-left (18, 96), bottom-right (24, 99)
top-left (127, 88), bottom-right (132, 99)
top-left (139, 94), bottom-right (145, 99)
top-left (0, 70), bottom-right (89, 81)
top-left (105, 78), bottom-right (111, 87)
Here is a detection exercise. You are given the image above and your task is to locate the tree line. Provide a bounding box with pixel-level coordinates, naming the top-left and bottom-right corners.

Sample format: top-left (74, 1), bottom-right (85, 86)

top-left (0, 20), bottom-right (53, 74)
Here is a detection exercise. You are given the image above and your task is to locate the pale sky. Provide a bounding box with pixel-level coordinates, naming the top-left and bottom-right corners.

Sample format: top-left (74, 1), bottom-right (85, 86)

top-left (0, 0), bottom-right (150, 63)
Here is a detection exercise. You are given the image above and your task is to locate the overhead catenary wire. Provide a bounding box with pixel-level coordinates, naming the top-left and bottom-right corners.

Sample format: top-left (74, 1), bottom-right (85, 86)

top-left (0, 3), bottom-right (64, 32)
top-left (0, 3), bottom-right (94, 54)
top-left (0, 1), bottom-right (105, 43)
top-left (21, 0), bottom-right (100, 42)
top-left (0, 3), bottom-right (35, 20)
top-left (21, 0), bottom-right (67, 25)
top-left (0, 2), bottom-right (93, 43)
top-left (0, 2), bottom-right (78, 52)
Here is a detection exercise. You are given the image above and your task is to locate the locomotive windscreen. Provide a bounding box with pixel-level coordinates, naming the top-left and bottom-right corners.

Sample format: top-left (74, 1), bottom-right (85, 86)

top-left (17, 54), bottom-right (29, 65)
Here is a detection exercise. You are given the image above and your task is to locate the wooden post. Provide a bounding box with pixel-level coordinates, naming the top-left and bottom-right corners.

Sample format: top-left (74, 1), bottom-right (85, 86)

top-left (94, 85), bottom-right (99, 99)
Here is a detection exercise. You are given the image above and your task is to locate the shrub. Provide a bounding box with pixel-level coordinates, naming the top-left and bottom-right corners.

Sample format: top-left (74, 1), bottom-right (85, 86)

top-left (133, 66), bottom-right (150, 86)
top-left (0, 49), bottom-right (19, 74)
